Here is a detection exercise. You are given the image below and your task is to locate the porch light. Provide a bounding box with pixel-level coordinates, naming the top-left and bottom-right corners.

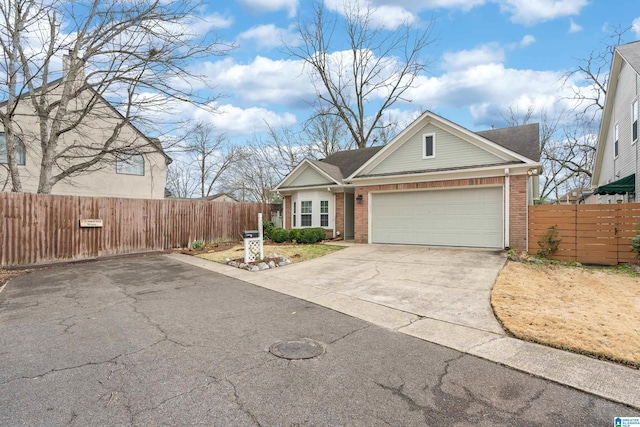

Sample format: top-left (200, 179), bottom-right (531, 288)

top-left (356, 194), bottom-right (363, 203)
top-left (527, 168), bottom-right (539, 176)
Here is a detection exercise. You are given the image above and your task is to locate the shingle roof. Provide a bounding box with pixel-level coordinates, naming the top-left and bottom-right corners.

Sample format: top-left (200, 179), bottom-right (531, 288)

top-left (476, 123), bottom-right (540, 161)
top-left (617, 40), bottom-right (640, 74)
top-left (308, 160), bottom-right (344, 182)
top-left (318, 145), bottom-right (384, 179)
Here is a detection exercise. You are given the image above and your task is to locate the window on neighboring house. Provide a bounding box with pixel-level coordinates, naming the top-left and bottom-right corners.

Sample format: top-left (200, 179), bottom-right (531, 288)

top-left (301, 200), bottom-right (312, 227)
top-left (293, 201), bottom-right (297, 227)
top-left (614, 123), bottom-right (619, 158)
top-left (320, 200), bottom-right (329, 227)
top-left (423, 134), bottom-right (435, 159)
top-left (116, 152), bottom-right (144, 175)
top-left (0, 132), bottom-right (26, 165)
top-left (633, 99), bottom-right (638, 143)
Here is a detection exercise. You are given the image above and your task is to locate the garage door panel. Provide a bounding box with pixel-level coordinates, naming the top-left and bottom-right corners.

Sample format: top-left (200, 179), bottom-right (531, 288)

top-left (371, 187), bottom-right (503, 248)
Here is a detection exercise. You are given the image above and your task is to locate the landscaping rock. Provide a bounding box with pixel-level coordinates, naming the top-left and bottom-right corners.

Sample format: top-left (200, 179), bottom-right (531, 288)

top-left (250, 266), bottom-right (260, 272)
top-left (258, 262), bottom-right (269, 271)
top-left (268, 261), bottom-right (276, 268)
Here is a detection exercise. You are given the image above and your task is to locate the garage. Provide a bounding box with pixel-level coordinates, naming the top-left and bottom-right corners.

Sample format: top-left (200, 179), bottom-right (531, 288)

top-left (370, 186), bottom-right (504, 248)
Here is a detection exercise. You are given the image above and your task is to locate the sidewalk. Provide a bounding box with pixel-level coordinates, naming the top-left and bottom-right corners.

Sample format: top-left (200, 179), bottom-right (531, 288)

top-left (168, 251), bottom-right (640, 410)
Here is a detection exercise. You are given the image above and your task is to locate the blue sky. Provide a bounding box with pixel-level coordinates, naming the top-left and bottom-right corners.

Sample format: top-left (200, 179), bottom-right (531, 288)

top-left (182, 0), bottom-right (640, 143)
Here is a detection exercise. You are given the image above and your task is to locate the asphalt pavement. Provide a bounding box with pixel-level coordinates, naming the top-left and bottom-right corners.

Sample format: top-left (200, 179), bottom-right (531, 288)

top-left (0, 254), bottom-right (638, 426)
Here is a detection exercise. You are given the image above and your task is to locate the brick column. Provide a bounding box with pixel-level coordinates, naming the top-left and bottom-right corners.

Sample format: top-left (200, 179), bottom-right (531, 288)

top-left (334, 192), bottom-right (344, 237)
top-left (354, 188), bottom-right (370, 243)
top-left (283, 196), bottom-right (291, 230)
top-left (509, 175), bottom-right (527, 251)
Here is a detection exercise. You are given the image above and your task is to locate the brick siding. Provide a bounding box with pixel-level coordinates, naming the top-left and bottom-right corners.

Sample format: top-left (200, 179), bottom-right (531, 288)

top-left (509, 175), bottom-right (527, 251)
top-left (334, 192), bottom-right (344, 237)
top-left (283, 195), bottom-right (291, 229)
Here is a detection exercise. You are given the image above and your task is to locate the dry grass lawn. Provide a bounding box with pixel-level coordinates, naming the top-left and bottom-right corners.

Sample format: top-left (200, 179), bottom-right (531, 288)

top-left (492, 261), bottom-right (640, 367)
top-left (196, 243), bottom-right (344, 264)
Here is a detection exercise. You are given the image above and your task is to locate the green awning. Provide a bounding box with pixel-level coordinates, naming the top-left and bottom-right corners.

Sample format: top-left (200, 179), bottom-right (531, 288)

top-left (594, 173), bottom-right (635, 195)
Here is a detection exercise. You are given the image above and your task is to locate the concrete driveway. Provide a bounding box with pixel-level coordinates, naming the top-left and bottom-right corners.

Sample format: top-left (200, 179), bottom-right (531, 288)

top-left (261, 244), bottom-right (506, 334)
top-left (172, 244), bottom-right (640, 409)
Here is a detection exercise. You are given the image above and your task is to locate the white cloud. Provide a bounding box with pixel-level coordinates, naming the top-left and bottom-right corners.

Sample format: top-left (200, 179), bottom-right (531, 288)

top-left (238, 24), bottom-right (299, 49)
top-left (632, 17), bottom-right (640, 40)
top-left (441, 44), bottom-right (505, 71)
top-left (568, 18), bottom-right (583, 33)
top-left (239, 0), bottom-right (298, 17)
top-left (201, 56), bottom-right (313, 106)
top-left (497, 0), bottom-right (588, 26)
top-left (520, 35), bottom-right (536, 47)
top-left (405, 62), bottom-right (582, 127)
top-left (194, 103), bottom-right (297, 136)
top-left (323, 0), bottom-right (418, 30)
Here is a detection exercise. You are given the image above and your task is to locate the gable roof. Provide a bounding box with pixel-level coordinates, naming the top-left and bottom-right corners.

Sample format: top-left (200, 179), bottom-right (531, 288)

top-left (348, 110), bottom-right (540, 180)
top-left (593, 41), bottom-right (640, 185)
top-left (317, 146), bottom-right (384, 178)
top-left (617, 40), bottom-right (640, 74)
top-left (0, 76), bottom-right (171, 164)
top-left (476, 123), bottom-right (540, 161)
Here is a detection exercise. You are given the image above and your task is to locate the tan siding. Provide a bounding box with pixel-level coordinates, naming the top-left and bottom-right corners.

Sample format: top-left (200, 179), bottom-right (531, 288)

top-left (0, 83), bottom-right (167, 199)
top-left (368, 123), bottom-right (505, 176)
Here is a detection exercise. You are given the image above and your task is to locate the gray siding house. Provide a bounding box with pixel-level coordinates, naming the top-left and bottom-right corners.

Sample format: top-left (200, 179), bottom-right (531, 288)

top-left (592, 41), bottom-right (640, 202)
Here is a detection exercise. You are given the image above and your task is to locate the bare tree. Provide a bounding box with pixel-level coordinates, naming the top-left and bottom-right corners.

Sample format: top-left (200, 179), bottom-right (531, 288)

top-left (503, 106), bottom-right (595, 203)
top-left (220, 126), bottom-right (311, 203)
top-left (563, 25), bottom-right (631, 119)
top-left (0, 0), bottom-right (233, 194)
top-left (304, 107), bottom-right (350, 158)
top-left (287, 0), bottom-right (434, 149)
top-left (167, 122), bottom-right (245, 198)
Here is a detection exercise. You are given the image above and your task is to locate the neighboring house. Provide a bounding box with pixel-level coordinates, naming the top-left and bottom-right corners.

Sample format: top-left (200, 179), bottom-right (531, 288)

top-left (0, 67), bottom-right (171, 199)
top-left (591, 40), bottom-right (640, 203)
top-left (274, 111), bottom-right (541, 251)
top-left (201, 193), bottom-right (239, 202)
top-left (557, 188), bottom-right (592, 205)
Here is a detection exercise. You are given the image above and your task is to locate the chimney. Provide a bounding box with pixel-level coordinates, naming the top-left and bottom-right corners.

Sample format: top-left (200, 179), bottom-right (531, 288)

top-left (63, 50), bottom-right (85, 89)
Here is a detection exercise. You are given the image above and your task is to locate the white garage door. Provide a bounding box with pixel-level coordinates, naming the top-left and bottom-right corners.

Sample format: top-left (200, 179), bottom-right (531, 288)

top-left (370, 187), bottom-right (504, 248)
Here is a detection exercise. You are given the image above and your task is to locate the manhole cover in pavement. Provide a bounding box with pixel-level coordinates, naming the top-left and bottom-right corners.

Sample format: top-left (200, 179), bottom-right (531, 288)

top-left (269, 338), bottom-right (325, 360)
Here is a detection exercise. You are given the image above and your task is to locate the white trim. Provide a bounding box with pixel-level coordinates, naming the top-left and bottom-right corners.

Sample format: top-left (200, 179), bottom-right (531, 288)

top-left (347, 162), bottom-right (540, 186)
top-left (504, 171), bottom-right (510, 248)
top-left (422, 133), bottom-right (436, 159)
top-left (277, 184), bottom-right (345, 194)
top-left (274, 159), bottom-right (341, 191)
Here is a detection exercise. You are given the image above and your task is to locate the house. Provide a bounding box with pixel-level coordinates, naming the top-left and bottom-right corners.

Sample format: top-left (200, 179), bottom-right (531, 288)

top-left (201, 193), bottom-right (239, 202)
top-left (557, 188), bottom-right (592, 205)
top-left (591, 40), bottom-right (640, 203)
top-left (0, 62), bottom-right (171, 199)
top-left (274, 111), bottom-right (542, 251)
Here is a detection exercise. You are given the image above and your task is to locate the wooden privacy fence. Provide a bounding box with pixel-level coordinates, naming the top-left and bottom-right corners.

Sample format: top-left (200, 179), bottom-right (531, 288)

top-left (528, 203), bottom-right (640, 265)
top-left (0, 192), bottom-right (271, 267)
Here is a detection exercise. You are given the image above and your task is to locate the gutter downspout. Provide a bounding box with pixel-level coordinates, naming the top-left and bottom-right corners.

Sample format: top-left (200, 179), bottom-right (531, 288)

top-left (504, 168), bottom-right (510, 249)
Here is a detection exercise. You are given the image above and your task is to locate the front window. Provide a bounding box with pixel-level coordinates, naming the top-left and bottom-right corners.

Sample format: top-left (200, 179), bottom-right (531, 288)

top-left (116, 152), bottom-right (144, 175)
top-left (614, 123), bottom-right (619, 158)
top-left (633, 99), bottom-right (638, 143)
top-left (301, 200), bottom-right (312, 227)
top-left (320, 200), bottom-right (329, 227)
top-left (423, 134), bottom-right (435, 159)
top-left (0, 132), bottom-right (26, 165)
